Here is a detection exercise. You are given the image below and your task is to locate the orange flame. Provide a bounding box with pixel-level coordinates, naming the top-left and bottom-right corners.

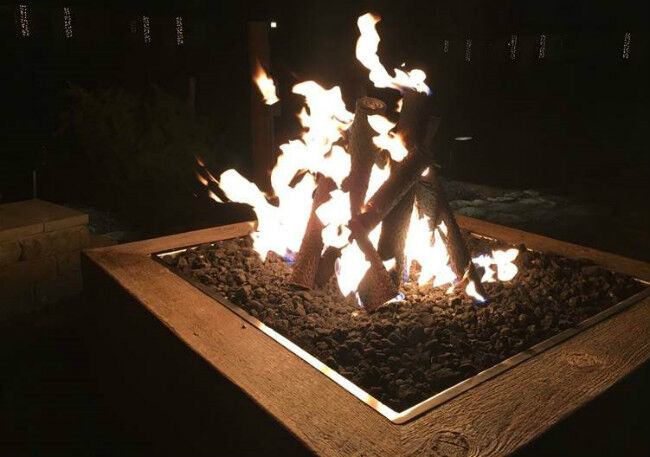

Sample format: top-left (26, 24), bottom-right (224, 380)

top-left (356, 13), bottom-right (430, 94)
top-left (253, 60), bottom-right (280, 105)
top-left (198, 13), bottom-right (518, 307)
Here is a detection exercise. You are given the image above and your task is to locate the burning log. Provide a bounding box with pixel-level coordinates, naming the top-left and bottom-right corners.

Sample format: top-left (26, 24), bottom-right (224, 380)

top-left (346, 97), bottom-right (387, 215)
top-left (355, 233), bottom-right (398, 312)
top-left (420, 169), bottom-right (488, 300)
top-left (396, 90), bottom-right (431, 148)
top-left (351, 90), bottom-right (433, 238)
top-left (376, 186), bottom-right (414, 266)
top-left (350, 146), bottom-right (428, 238)
top-left (289, 176), bottom-right (336, 289)
top-left (314, 246), bottom-right (341, 287)
top-left (376, 92), bottom-right (434, 264)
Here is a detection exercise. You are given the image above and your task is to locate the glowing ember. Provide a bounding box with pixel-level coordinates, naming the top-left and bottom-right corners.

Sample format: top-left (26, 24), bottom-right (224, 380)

top-left (253, 60), bottom-right (280, 105)
top-left (198, 12), bottom-right (519, 309)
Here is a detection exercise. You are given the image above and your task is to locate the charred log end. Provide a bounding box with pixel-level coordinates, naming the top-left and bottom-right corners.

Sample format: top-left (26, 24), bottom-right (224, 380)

top-left (357, 265), bottom-right (398, 312)
top-left (314, 246), bottom-right (341, 288)
top-left (355, 234), bottom-right (398, 312)
top-left (288, 216), bottom-right (324, 289)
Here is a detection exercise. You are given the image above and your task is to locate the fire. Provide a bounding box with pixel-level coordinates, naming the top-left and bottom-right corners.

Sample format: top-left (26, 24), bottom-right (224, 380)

top-left (355, 13), bottom-right (430, 94)
top-left (404, 206), bottom-right (456, 287)
top-left (200, 12), bottom-right (519, 309)
top-left (472, 248), bottom-right (519, 283)
top-left (367, 115), bottom-right (408, 162)
top-left (253, 60), bottom-right (280, 105)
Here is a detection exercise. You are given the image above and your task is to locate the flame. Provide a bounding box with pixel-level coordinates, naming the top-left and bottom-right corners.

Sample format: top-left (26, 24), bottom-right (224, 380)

top-left (197, 13), bottom-right (519, 309)
top-left (208, 190), bottom-right (223, 203)
top-left (465, 280), bottom-right (486, 303)
top-left (396, 98), bottom-right (403, 113)
top-left (367, 115), bottom-right (408, 162)
top-left (334, 224), bottom-right (383, 297)
top-left (356, 13), bottom-right (430, 94)
top-left (253, 60), bottom-right (280, 105)
top-left (403, 205), bottom-right (456, 287)
top-left (214, 79), bottom-right (352, 261)
top-left (472, 248), bottom-right (519, 283)
top-left (196, 171), bottom-right (209, 187)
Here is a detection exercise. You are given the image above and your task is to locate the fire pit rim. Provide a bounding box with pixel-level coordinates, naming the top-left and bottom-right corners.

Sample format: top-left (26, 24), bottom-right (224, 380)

top-left (82, 218), bottom-right (650, 457)
top-left (152, 232), bottom-right (650, 424)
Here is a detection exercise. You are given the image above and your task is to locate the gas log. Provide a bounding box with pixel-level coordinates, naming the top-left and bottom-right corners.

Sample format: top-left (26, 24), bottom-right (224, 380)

top-left (289, 176), bottom-right (337, 289)
top-left (355, 231), bottom-right (398, 312)
top-left (349, 105), bottom-right (488, 302)
top-left (350, 145), bottom-right (429, 237)
top-left (419, 169), bottom-right (488, 299)
top-left (314, 246), bottom-right (341, 288)
top-left (377, 94), bottom-right (436, 266)
top-left (345, 97), bottom-right (387, 215)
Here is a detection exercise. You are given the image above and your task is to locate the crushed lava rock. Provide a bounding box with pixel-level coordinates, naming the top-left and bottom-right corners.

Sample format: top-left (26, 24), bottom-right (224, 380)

top-left (164, 235), bottom-right (645, 412)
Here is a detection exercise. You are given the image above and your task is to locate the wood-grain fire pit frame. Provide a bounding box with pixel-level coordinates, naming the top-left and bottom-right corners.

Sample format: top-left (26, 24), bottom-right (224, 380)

top-left (82, 216), bottom-right (650, 457)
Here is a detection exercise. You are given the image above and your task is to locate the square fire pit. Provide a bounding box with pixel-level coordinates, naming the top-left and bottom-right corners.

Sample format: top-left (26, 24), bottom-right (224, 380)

top-left (82, 216), bottom-right (650, 457)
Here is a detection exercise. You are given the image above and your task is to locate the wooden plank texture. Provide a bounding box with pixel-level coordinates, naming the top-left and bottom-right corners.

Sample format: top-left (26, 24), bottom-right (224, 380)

top-left (83, 217), bottom-right (650, 457)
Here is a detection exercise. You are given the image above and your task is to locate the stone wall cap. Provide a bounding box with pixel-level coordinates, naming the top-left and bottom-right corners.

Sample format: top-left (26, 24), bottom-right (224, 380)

top-left (0, 199), bottom-right (89, 242)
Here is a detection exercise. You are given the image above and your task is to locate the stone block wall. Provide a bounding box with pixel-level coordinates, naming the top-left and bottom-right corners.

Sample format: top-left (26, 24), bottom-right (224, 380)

top-left (0, 200), bottom-right (95, 320)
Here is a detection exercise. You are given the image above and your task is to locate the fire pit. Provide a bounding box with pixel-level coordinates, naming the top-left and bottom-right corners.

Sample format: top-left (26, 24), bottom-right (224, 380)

top-left (153, 229), bottom-right (647, 419)
top-left (83, 13), bottom-right (650, 456)
top-left (83, 219), bottom-right (650, 456)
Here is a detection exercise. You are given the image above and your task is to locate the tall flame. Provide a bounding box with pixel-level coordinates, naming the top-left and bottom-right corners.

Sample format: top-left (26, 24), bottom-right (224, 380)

top-left (356, 13), bottom-right (430, 94)
top-left (253, 60), bottom-right (280, 105)
top-left (200, 13), bottom-right (519, 308)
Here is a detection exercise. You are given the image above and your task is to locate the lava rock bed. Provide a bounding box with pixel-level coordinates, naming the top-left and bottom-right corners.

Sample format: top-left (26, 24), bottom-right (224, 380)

top-left (163, 236), bottom-right (645, 412)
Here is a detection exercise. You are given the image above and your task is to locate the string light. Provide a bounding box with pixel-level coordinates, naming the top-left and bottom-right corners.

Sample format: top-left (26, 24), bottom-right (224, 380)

top-left (465, 38), bottom-right (471, 62)
top-left (18, 4), bottom-right (29, 38)
top-left (63, 7), bottom-right (72, 38)
top-left (443, 39), bottom-right (449, 54)
top-left (175, 16), bottom-right (184, 45)
top-left (270, 21), bottom-right (277, 29)
top-left (142, 15), bottom-right (151, 44)
top-left (510, 34), bottom-right (518, 60)
top-left (538, 34), bottom-right (546, 59)
top-left (622, 32), bottom-right (631, 60)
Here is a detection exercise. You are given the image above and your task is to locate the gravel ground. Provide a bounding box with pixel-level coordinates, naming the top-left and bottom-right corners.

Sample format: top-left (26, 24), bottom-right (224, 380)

top-left (164, 236), bottom-right (645, 412)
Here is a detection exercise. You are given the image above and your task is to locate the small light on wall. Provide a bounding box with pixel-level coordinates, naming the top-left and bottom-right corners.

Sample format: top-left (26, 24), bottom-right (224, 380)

top-left (142, 15), bottom-right (151, 44)
top-left (454, 136), bottom-right (473, 141)
top-left (510, 34), bottom-right (518, 60)
top-left (465, 38), bottom-right (472, 62)
top-left (176, 16), bottom-right (184, 45)
top-left (622, 32), bottom-right (631, 60)
top-left (538, 34), bottom-right (546, 59)
top-left (63, 7), bottom-right (72, 39)
top-left (18, 4), bottom-right (30, 38)
top-left (443, 39), bottom-right (449, 53)
top-left (270, 21), bottom-right (277, 29)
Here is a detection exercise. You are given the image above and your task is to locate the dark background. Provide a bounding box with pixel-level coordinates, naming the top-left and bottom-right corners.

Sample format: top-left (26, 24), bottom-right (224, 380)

top-left (1, 0), bottom-right (648, 228)
top-left (1, 1), bottom-right (649, 456)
